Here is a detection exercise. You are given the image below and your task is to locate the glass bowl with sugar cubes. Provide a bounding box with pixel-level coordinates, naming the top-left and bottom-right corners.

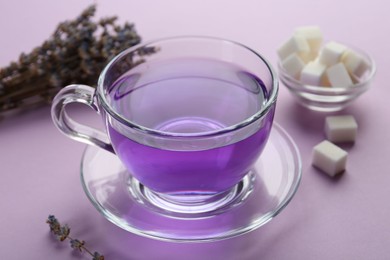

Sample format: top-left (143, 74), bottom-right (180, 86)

top-left (277, 26), bottom-right (376, 112)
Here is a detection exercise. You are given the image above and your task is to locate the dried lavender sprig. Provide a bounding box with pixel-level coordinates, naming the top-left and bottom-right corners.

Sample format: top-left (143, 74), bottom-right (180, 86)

top-left (0, 5), bottom-right (154, 115)
top-left (46, 215), bottom-right (104, 260)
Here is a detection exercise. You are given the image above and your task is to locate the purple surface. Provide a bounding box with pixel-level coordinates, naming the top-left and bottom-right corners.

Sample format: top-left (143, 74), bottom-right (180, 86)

top-left (1, 0), bottom-right (390, 259)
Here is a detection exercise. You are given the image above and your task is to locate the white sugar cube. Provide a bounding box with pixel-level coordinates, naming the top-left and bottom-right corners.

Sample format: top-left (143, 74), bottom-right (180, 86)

top-left (318, 41), bottom-right (347, 66)
top-left (300, 51), bottom-right (319, 64)
top-left (325, 115), bottom-right (358, 143)
top-left (300, 61), bottom-right (327, 86)
top-left (281, 53), bottom-right (305, 79)
top-left (326, 63), bottom-right (353, 87)
top-left (294, 26), bottom-right (323, 53)
top-left (312, 140), bottom-right (348, 176)
top-left (277, 35), bottom-right (310, 61)
top-left (342, 50), bottom-right (370, 79)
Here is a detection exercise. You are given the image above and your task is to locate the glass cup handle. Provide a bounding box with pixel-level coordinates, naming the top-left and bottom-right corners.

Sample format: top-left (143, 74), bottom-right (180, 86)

top-left (51, 84), bottom-right (115, 154)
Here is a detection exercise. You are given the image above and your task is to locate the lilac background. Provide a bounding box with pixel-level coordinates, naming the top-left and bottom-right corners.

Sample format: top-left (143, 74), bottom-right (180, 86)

top-left (1, 0), bottom-right (389, 259)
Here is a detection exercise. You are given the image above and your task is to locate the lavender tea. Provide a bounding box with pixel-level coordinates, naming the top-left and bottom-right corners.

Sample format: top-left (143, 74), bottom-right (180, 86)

top-left (106, 57), bottom-right (274, 194)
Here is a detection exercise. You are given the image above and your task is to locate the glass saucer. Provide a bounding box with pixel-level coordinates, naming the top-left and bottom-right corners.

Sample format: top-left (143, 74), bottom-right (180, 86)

top-left (80, 123), bottom-right (302, 242)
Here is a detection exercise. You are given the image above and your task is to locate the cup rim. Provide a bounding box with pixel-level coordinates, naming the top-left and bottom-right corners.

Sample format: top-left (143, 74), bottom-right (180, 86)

top-left (97, 36), bottom-right (278, 138)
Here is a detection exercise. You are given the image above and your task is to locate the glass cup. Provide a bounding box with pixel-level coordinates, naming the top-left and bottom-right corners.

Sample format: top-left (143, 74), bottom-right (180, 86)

top-left (51, 36), bottom-right (278, 216)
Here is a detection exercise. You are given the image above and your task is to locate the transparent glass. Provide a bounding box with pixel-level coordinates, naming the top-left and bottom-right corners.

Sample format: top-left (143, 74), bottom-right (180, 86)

top-left (81, 123), bottom-right (302, 242)
top-left (278, 45), bottom-right (376, 112)
top-left (50, 36), bottom-right (297, 241)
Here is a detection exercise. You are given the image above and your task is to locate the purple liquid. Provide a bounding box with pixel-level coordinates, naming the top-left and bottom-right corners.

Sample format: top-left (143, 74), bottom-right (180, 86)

top-left (106, 58), bottom-right (275, 194)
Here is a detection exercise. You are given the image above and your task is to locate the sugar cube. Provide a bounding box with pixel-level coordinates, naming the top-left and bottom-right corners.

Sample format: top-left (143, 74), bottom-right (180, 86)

top-left (342, 50), bottom-right (370, 79)
top-left (277, 35), bottom-right (310, 61)
top-left (300, 61), bottom-right (327, 86)
top-left (326, 63), bottom-right (353, 87)
top-left (325, 115), bottom-right (358, 143)
top-left (294, 26), bottom-right (323, 53)
top-left (278, 27), bottom-right (371, 89)
top-left (318, 41), bottom-right (347, 66)
top-left (312, 140), bottom-right (348, 176)
top-left (300, 52), bottom-right (319, 64)
top-left (281, 53), bottom-right (305, 79)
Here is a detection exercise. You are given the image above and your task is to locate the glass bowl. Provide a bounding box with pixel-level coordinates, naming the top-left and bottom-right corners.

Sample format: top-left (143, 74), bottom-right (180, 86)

top-left (278, 46), bottom-right (376, 112)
